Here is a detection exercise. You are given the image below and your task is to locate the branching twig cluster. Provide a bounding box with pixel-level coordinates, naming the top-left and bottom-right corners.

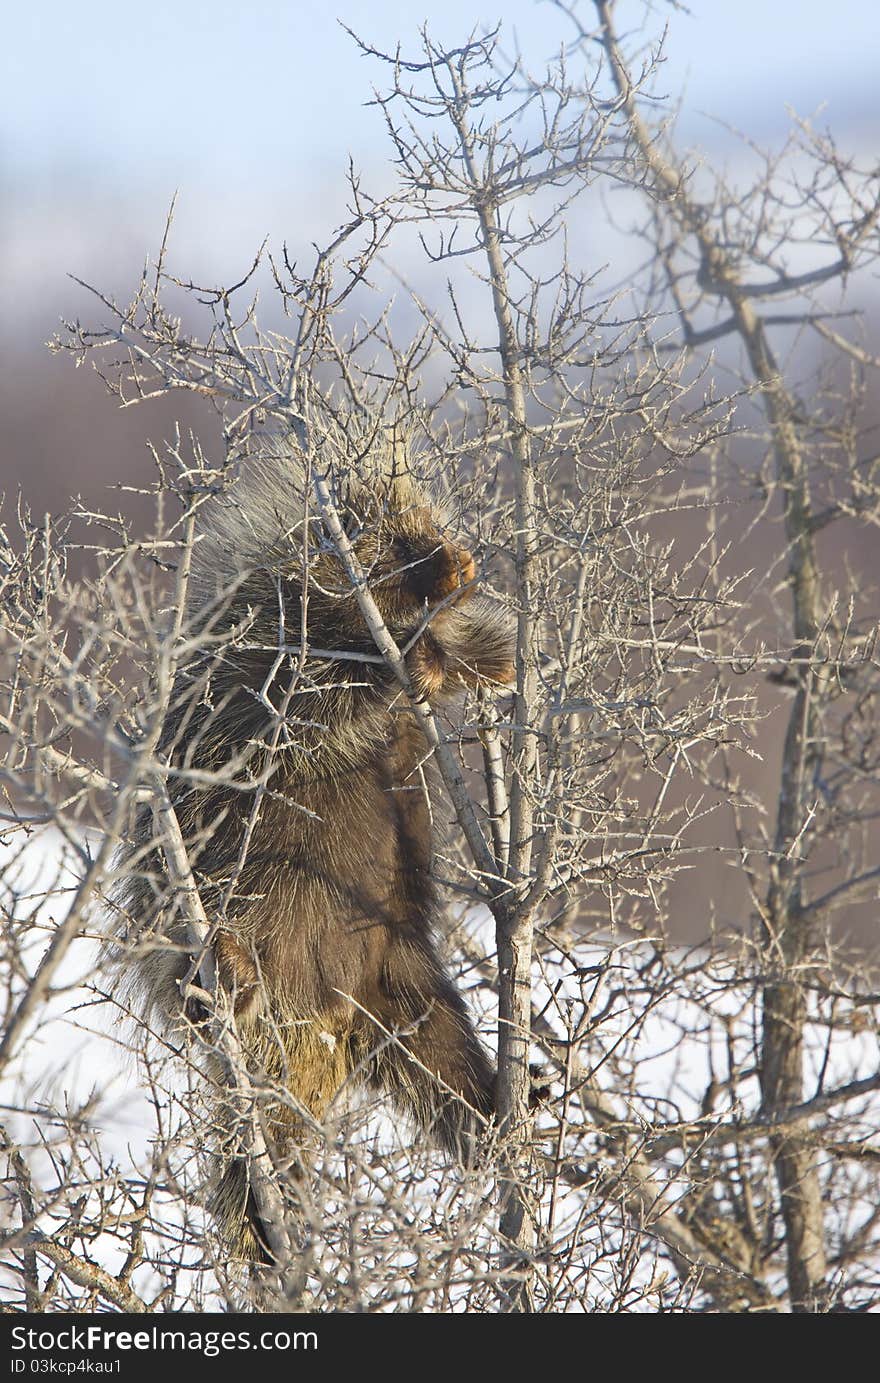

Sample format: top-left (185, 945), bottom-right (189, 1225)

top-left (2, 2), bottom-right (880, 1313)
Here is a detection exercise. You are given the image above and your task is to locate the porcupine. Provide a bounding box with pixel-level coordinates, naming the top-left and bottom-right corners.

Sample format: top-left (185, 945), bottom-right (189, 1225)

top-left (107, 429), bottom-right (516, 1260)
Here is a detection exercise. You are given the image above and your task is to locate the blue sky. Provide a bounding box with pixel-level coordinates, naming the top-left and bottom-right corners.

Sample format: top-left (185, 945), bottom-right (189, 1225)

top-left (4, 1), bottom-right (875, 184)
top-left (2, 1), bottom-right (876, 332)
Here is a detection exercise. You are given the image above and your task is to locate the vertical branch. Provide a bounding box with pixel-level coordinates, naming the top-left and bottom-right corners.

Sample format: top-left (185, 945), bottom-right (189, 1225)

top-left (307, 460), bottom-right (499, 882)
top-left (445, 57), bottom-right (539, 1310)
top-left (152, 787), bottom-right (306, 1305)
top-left (592, 0), bottom-right (828, 1308)
top-left (1, 1127), bottom-right (41, 1311)
top-left (478, 694), bottom-right (510, 871)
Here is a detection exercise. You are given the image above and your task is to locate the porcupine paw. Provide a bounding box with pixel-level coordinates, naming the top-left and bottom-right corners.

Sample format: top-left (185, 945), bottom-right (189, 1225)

top-left (529, 1064), bottom-right (554, 1107)
top-left (408, 632), bottom-right (447, 700)
top-left (487, 1064), bottom-right (554, 1114)
top-left (216, 932), bottom-right (264, 1025)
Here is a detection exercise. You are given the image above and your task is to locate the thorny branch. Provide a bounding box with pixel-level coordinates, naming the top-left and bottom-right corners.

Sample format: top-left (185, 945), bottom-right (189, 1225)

top-left (3, 5), bottom-right (880, 1314)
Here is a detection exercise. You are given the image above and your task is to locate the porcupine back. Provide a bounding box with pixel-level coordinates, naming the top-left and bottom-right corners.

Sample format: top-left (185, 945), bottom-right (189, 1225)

top-left (106, 429), bottom-right (515, 1261)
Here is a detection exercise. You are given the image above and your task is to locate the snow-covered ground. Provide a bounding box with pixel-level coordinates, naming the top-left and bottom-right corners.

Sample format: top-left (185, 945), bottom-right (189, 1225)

top-left (3, 826), bottom-right (879, 1311)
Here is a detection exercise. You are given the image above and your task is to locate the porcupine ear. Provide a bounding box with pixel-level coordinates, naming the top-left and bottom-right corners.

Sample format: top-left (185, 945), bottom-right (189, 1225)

top-left (370, 419), bottom-right (458, 528)
top-left (327, 416), bottom-right (421, 525)
top-left (357, 419), bottom-right (416, 511)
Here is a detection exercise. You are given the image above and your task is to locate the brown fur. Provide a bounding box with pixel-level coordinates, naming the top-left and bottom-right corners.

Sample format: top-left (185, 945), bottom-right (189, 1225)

top-left (106, 436), bottom-right (515, 1261)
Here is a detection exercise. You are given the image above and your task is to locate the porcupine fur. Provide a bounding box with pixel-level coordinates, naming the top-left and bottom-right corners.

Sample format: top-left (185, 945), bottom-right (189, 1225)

top-left (106, 428), bottom-right (515, 1261)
